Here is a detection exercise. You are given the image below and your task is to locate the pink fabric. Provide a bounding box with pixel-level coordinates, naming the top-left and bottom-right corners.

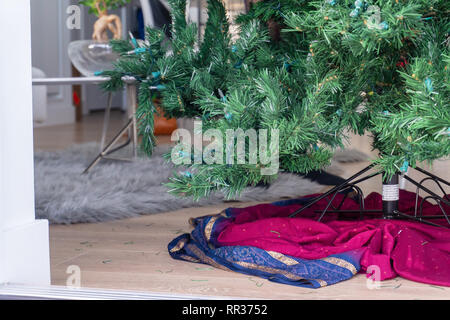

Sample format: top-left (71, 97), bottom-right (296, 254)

top-left (217, 190), bottom-right (450, 286)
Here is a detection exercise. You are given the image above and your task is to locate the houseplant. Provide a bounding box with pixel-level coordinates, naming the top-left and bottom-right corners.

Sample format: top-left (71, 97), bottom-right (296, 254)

top-left (80, 0), bottom-right (131, 41)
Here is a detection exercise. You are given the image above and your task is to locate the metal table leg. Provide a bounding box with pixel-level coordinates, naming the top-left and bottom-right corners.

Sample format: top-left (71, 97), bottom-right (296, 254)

top-left (83, 82), bottom-right (138, 174)
top-left (100, 92), bottom-right (113, 151)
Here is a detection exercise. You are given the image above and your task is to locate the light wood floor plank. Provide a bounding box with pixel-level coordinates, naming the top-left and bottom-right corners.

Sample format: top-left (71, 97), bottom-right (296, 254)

top-left (36, 112), bottom-right (450, 299)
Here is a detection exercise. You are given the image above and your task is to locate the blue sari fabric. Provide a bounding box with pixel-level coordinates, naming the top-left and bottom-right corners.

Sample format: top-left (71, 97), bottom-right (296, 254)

top-left (168, 201), bottom-right (363, 289)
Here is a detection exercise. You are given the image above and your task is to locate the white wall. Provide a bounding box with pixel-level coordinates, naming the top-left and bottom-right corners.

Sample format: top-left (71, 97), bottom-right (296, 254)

top-left (0, 0), bottom-right (51, 285)
top-left (31, 0), bottom-right (75, 127)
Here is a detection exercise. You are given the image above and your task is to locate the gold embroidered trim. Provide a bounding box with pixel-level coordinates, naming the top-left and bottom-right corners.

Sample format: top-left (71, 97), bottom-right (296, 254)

top-left (169, 238), bottom-right (188, 253)
top-left (185, 244), bottom-right (327, 287)
top-left (266, 251), bottom-right (299, 266)
top-left (234, 261), bottom-right (327, 287)
top-left (321, 257), bottom-right (357, 275)
top-left (178, 254), bottom-right (200, 263)
top-left (314, 279), bottom-right (327, 287)
top-left (204, 215), bottom-right (221, 243)
top-left (186, 244), bottom-right (231, 272)
top-left (234, 261), bottom-right (302, 280)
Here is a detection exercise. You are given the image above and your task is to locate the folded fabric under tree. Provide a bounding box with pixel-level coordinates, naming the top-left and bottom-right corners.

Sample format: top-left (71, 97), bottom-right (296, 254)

top-left (168, 190), bottom-right (450, 288)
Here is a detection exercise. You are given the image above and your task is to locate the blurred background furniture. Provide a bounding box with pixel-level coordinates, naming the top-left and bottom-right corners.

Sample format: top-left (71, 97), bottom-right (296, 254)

top-left (32, 76), bottom-right (142, 173)
top-left (29, 0), bottom-right (247, 129)
top-left (32, 67), bottom-right (48, 123)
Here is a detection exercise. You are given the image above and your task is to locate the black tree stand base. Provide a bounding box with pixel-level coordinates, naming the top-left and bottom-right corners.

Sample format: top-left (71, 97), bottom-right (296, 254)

top-left (289, 164), bottom-right (450, 228)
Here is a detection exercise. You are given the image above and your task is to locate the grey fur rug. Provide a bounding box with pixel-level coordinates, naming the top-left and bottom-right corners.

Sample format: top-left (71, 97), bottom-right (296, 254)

top-left (34, 143), bottom-right (368, 224)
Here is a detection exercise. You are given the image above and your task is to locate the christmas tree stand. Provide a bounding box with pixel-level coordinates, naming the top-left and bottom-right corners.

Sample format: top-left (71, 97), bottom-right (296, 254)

top-left (289, 165), bottom-right (450, 228)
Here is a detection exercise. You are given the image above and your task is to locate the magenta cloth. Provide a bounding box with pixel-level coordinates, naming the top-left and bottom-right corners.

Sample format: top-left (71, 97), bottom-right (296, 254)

top-left (217, 190), bottom-right (450, 286)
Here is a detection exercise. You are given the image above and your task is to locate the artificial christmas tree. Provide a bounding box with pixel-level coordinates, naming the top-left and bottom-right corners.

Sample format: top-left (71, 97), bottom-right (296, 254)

top-left (101, 0), bottom-right (449, 223)
top-left (280, 0), bottom-right (449, 224)
top-left (102, 0), bottom-right (347, 193)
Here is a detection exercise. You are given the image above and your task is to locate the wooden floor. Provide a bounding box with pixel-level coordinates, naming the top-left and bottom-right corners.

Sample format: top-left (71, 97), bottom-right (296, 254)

top-left (34, 111), bottom-right (450, 299)
top-left (33, 110), bottom-right (173, 151)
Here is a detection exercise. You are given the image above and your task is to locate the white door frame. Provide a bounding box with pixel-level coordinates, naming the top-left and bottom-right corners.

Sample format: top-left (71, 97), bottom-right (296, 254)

top-left (0, 0), bottom-right (51, 286)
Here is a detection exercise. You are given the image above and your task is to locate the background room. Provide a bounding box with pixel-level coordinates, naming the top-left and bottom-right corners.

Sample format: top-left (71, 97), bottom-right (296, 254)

top-left (0, 0), bottom-right (448, 300)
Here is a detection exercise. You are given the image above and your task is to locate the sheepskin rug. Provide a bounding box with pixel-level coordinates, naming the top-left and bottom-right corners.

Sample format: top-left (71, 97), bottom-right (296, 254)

top-left (34, 143), bottom-right (368, 224)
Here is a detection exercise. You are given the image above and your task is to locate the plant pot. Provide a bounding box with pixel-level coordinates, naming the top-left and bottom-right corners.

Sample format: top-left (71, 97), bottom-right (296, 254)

top-left (152, 100), bottom-right (177, 135)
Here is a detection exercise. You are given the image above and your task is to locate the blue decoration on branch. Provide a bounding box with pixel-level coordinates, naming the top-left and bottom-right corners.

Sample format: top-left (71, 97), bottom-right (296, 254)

top-left (400, 160), bottom-right (409, 173)
top-left (183, 171), bottom-right (192, 178)
top-left (424, 77), bottom-right (433, 93)
top-left (350, 0), bottom-right (365, 17)
top-left (234, 60), bottom-right (243, 69)
top-left (379, 21), bottom-right (389, 30)
top-left (350, 9), bottom-right (360, 17)
top-left (126, 48), bottom-right (147, 55)
top-left (283, 61), bottom-right (291, 71)
top-left (134, 47), bottom-right (147, 54)
top-left (129, 31), bottom-right (138, 48)
top-left (224, 112), bottom-right (233, 121)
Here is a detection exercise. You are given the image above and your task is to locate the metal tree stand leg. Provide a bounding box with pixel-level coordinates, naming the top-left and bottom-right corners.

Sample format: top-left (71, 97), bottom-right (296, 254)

top-left (83, 82), bottom-right (138, 174)
top-left (288, 164), bottom-right (376, 218)
top-left (289, 165), bottom-right (450, 228)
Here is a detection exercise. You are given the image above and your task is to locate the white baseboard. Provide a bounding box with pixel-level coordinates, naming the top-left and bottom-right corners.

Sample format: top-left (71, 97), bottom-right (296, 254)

top-left (0, 283), bottom-right (245, 300)
top-left (0, 220), bottom-right (50, 286)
